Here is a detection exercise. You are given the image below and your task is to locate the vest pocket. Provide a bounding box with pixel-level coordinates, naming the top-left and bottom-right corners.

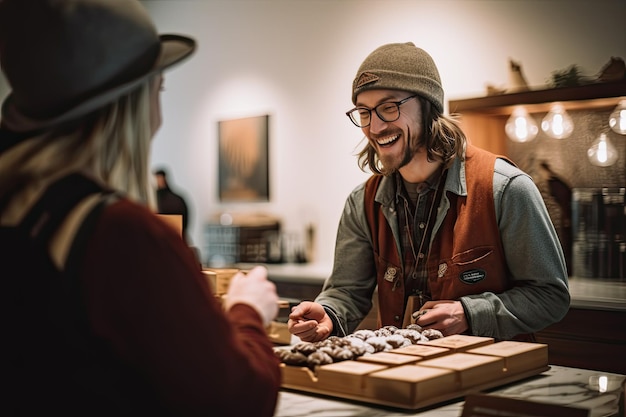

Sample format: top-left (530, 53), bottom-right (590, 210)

top-left (372, 254), bottom-right (406, 327)
top-left (374, 255), bottom-right (402, 285)
top-left (430, 246), bottom-right (501, 299)
top-left (450, 246), bottom-right (493, 265)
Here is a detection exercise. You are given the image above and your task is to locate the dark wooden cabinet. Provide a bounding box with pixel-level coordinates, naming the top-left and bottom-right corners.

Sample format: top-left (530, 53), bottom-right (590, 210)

top-left (536, 308), bottom-right (626, 374)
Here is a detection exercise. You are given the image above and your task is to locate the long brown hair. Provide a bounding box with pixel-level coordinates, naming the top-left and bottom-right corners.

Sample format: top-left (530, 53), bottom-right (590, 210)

top-left (357, 97), bottom-right (467, 175)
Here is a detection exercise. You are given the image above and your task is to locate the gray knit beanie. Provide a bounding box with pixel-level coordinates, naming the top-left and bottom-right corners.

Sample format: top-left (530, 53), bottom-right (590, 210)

top-left (351, 42), bottom-right (444, 113)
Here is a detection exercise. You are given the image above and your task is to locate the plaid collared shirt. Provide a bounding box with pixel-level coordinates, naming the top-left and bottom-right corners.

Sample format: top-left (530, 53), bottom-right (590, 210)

top-left (394, 171), bottom-right (443, 304)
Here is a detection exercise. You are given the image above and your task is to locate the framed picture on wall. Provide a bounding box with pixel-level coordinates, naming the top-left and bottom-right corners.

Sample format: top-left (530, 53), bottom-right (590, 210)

top-left (218, 114), bottom-right (270, 202)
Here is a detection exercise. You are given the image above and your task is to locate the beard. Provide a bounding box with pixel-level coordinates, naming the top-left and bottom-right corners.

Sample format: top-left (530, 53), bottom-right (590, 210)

top-left (377, 126), bottom-right (420, 176)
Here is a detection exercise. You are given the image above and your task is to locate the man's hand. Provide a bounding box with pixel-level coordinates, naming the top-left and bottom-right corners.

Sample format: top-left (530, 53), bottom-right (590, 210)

top-left (413, 300), bottom-right (468, 336)
top-left (287, 301), bottom-right (333, 342)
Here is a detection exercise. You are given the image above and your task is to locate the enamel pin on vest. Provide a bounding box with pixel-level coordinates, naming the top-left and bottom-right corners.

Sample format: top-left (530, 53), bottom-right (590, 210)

top-left (384, 266), bottom-right (397, 282)
top-left (437, 262), bottom-right (448, 278)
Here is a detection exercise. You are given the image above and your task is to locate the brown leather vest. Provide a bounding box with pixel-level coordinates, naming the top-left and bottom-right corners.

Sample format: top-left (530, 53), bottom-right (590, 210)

top-left (364, 145), bottom-right (512, 329)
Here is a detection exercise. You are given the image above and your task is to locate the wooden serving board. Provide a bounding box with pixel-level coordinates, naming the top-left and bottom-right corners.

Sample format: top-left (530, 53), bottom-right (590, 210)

top-left (280, 335), bottom-right (549, 410)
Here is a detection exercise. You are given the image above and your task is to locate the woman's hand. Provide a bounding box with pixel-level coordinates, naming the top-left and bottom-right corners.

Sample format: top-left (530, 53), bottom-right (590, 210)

top-left (224, 266), bottom-right (279, 327)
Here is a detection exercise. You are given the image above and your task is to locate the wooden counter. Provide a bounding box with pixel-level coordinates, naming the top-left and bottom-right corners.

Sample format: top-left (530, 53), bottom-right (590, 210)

top-left (251, 263), bottom-right (626, 374)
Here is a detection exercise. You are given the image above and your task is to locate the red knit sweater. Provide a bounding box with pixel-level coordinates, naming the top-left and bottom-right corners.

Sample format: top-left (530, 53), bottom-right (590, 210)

top-left (79, 199), bottom-right (280, 416)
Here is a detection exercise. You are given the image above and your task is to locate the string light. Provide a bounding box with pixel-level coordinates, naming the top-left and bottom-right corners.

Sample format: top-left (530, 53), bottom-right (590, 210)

top-left (587, 132), bottom-right (618, 167)
top-left (505, 106), bottom-right (538, 142)
top-left (608, 99), bottom-right (626, 135)
top-left (541, 104), bottom-right (574, 139)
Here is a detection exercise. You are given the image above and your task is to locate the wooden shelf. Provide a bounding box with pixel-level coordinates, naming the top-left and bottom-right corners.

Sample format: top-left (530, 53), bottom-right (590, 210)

top-left (449, 80), bottom-right (626, 116)
top-left (446, 79), bottom-right (626, 156)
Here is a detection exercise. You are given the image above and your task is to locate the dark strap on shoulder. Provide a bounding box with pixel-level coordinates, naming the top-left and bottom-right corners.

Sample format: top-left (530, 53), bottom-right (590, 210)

top-left (18, 173), bottom-right (107, 245)
top-left (64, 195), bottom-right (112, 279)
top-left (63, 192), bottom-right (116, 333)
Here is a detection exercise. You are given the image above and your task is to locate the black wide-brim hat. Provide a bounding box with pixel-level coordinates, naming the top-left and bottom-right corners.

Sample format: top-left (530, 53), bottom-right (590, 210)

top-left (0, 0), bottom-right (196, 134)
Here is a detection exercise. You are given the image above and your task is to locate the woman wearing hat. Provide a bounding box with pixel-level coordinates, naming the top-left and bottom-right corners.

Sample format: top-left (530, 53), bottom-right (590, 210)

top-left (0, 1), bottom-right (280, 416)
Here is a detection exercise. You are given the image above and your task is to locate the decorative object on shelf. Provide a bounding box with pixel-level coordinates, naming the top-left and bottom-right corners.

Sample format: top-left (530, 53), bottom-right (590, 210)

top-left (485, 57), bottom-right (624, 97)
top-left (541, 104), bottom-right (574, 139)
top-left (596, 56), bottom-right (626, 83)
top-left (609, 99), bottom-right (626, 135)
top-left (547, 64), bottom-right (591, 88)
top-left (546, 57), bottom-right (625, 88)
top-left (507, 59), bottom-right (531, 93)
top-left (587, 132), bottom-right (618, 167)
top-left (485, 84), bottom-right (507, 96)
top-left (505, 106), bottom-right (538, 143)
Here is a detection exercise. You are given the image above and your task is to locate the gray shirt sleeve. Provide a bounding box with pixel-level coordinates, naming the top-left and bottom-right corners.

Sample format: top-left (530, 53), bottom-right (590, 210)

top-left (460, 159), bottom-right (570, 339)
top-left (315, 182), bottom-right (378, 336)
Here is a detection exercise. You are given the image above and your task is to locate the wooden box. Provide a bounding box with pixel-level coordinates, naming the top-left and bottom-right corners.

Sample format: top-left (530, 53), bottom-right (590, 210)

top-left (266, 321), bottom-right (292, 345)
top-left (280, 364), bottom-right (318, 387)
top-left (156, 214), bottom-right (182, 236)
top-left (357, 352), bottom-right (422, 367)
top-left (203, 268), bottom-right (240, 296)
top-left (367, 364), bottom-right (457, 405)
top-left (417, 352), bottom-right (505, 388)
top-left (279, 338), bottom-right (550, 410)
top-left (315, 361), bottom-right (388, 396)
top-left (201, 270), bottom-right (217, 293)
top-left (391, 344), bottom-right (450, 360)
top-left (421, 335), bottom-right (494, 352)
top-left (466, 341), bottom-right (548, 375)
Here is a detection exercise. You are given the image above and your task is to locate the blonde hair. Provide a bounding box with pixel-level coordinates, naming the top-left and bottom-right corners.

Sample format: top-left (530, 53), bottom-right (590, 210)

top-left (0, 76), bottom-right (158, 217)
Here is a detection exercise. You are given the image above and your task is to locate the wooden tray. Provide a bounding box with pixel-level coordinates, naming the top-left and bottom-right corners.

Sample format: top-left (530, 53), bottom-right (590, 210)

top-left (280, 336), bottom-right (549, 410)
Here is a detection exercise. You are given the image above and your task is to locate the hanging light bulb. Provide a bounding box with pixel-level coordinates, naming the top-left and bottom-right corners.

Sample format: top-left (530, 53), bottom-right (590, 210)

top-left (505, 106), bottom-right (538, 142)
top-left (541, 103), bottom-right (574, 139)
top-left (587, 132), bottom-right (618, 167)
top-left (608, 99), bottom-right (626, 135)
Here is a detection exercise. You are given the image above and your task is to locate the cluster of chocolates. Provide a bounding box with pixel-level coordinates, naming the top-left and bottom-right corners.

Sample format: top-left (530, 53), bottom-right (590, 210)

top-left (274, 324), bottom-right (444, 369)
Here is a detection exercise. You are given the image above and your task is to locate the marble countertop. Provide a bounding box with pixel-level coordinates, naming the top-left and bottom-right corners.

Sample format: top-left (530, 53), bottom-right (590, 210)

top-left (274, 365), bottom-right (625, 417)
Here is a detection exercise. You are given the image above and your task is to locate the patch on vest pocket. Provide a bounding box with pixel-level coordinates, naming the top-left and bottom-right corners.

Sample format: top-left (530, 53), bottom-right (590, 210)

top-left (438, 262), bottom-right (448, 278)
top-left (459, 268), bottom-right (486, 284)
top-left (384, 266), bottom-right (397, 282)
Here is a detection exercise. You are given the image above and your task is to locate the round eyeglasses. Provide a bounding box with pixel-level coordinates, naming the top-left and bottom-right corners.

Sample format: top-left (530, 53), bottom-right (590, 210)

top-left (346, 95), bottom-right (417, 128)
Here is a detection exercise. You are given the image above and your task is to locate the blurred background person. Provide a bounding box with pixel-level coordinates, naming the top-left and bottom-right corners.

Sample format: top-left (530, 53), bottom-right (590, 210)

top-left (154, 167), bottom-right (191, 242)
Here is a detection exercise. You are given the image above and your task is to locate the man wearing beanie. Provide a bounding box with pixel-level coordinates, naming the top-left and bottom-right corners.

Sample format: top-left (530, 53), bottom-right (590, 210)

top-left (289, 42), bottom-right (569, 342)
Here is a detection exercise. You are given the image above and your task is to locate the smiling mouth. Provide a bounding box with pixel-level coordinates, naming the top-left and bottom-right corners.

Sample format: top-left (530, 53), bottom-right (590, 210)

top-left (376, 134), bottom-right (400, 147)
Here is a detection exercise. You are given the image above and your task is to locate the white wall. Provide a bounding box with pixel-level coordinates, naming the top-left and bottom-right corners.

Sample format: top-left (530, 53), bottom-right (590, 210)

top-left (1, 1), bottom-right (624, 267)
top-left (141, 0), bottom-right (625, 266)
